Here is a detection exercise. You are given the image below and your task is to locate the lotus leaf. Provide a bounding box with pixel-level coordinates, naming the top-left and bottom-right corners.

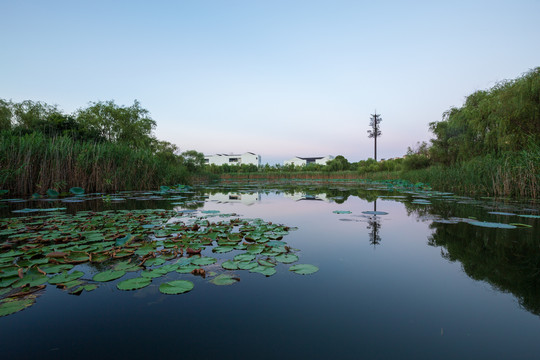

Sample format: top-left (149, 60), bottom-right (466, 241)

top-left (48, 271), bottom-right (84, 284)
top-left (258, 259), bottom-right (276, 267)
top-left (333, 210), bottom-right (352, 214)
top-left (144, 258), bottom-right (165, 266)
top-left (0, 276), bottom-right (19, 288)
top-left (238, 262), bottom-right (258, 270)
top-left (249, 266), bottom-right (276, 276)
top-left (176, 265), bottom-right (199, 273)
top-left (93, 270), bottom-right (126, 282)
top-left (0, 298), bottom-right (35, 317)
top-left (69, 187), bottom-right (85, 195)
top-left (213, 246), bottom-right (234, 253)
top-left (234, 254), bottom-right (256, 262)
top-left (40, 264), bottom-right (74, 274)
top-left (117, 277), bottom-right (151, 291)
top-left (191, 257), bottom-right (216, 266)
top-left (159, 280), bottom-right (194, 294)
top-left (115, 234), bottom-right (134, 247)
top-left (275, 254), bottom-right (299, 264)
top-left (141, 268), bottom-right (168, 278)
top-left (246, 244), bottom-right (265, 254)
top-left (289, 264), bottom-right (319, 275)
top-left (210, 274), bottom-right (239, 286)
top-left (222, 260), bottom-right (239, 270)
top-left (469, 221), bottom-right (517, 229)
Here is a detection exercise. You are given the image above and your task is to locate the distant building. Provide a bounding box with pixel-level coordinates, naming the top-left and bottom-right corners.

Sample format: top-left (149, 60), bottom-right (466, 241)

top-left (204, 152), bottom-right (261, 166)
top-left (284, 156), bottom-right (334, 166)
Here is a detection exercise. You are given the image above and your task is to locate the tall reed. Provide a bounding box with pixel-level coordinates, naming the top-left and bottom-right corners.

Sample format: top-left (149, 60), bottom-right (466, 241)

top-left (0, 132), bottom-right (189, 195)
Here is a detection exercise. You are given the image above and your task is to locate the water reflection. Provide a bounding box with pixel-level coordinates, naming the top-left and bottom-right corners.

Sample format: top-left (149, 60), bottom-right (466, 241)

top-left (366, 200), bottom-right (382, 247)
top-left (207, 192), bottom-right (261, 205)
top-left (284, 192), bottom-right (330, 202)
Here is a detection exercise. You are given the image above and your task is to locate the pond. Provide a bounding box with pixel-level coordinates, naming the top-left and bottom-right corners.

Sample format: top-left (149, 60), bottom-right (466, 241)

top-left (1, 182), bottom-right (539, 359)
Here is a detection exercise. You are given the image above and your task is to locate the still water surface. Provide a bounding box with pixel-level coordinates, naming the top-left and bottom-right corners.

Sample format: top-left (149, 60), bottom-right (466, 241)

top-left (1, 184), bottom-right (539, 359)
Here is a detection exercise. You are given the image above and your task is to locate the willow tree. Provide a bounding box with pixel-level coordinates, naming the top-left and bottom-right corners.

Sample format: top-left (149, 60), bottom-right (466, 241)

top-left (367, 111), bottom-right (382, 161)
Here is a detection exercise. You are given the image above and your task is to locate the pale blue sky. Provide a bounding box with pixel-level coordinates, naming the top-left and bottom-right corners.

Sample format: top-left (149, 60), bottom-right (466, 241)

top-left (2, 0), bottom-right (539, 164)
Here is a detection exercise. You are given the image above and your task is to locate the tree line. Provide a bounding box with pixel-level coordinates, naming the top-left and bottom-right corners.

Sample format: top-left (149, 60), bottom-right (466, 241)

top-left (0, 99), bottom-right (205, 170)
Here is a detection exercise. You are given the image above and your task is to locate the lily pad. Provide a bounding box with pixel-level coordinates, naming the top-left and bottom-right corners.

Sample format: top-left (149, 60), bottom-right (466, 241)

top-left (0, 298), bottom-right (35, 317)
top-left (234, 254), bottom-right (256, 262)
top-left (275, 254), bottom-right (299, 264)
top-left (469, 221), bottom-right (517, 229)
top-left (249, 266), bottom-right (276, 276)
top-left (69, 187), bottom-right (85, 195)
top-left (333, 210), bottom-right (352, 214)
top-left (159, 280), bottom-right (194, 294)
top-left (48, 271), bottom-right (84, 284)
top-left (191, 257), bottom-right (217, 266)
top-left (222, 260), bottom-right (239, 270)
top-left (246, 244), bottom-right (265, 254)
top-left (117, 277), bottom-right (152, 291)
top-left (237, 261), bottom-right (258, 270)
top-left (210, 274), bottom-right (239, 286)
top-left (289, 264), bottom-right (319, 275)
top-left (92, 270), bottom-right (126, 282)
top-left (176, 265), bottom-right (200, 274)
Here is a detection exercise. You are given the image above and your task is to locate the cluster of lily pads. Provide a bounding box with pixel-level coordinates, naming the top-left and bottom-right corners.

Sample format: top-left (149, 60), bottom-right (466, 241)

top-left (0, 207), bottom-right (318, 317)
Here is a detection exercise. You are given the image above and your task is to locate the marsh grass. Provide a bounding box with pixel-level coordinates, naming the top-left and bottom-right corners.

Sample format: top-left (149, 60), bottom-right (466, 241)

top-left (0, 132), bottom-right (189, 195)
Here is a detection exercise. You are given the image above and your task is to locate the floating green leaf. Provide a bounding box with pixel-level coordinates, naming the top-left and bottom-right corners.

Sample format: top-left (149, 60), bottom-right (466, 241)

top-left (213, 246), bottom-right (234, 254)
top-left (222, 260), bottom-right (239, 270)
top-left (92, 269), bottom-right (126, 282)
top-left (289, 264), bottom-right (319, 275)
top-left (234, 254), bottom-right (256, 262)
top-left (210, 274), bottom-right (239, 286)
top-left (117, 277), bottom-right (152, 290)
top-left (69, 187), bottom-right (85, 195)
top-left (275, 254), bottom-right (299, 264)
top-left (176, 264), bottom-right (199, 273)
top-left (238, 261), bottom-right (257, 270)
top-left (469, 221), bottom-right (517, 229)
top-left (191, 257), bottom-right (216, 266)
top-left (246, 244), bottom-right (265, 254)
top-left (48, 271), bottom-right (84, 284)
top-left (250, 266), bottom-right (276, 276)
top-left (0, 298), bottom-right (35, 317)
top-left (159, 280), bottom-right (194, 294)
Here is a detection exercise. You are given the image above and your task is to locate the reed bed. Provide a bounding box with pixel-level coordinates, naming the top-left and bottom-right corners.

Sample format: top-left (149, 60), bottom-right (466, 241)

top-left (0, 132), bottom-right (189, 195)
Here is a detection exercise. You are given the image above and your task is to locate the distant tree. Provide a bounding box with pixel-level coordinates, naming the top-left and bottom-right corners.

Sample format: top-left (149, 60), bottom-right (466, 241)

top-left (11, 100), bottom-right (60, 131)
top-left (367, 111), bottom-right (382, 161)
top-left (76, 100), bottom-right (156, 148)
top-left (181, 150), bottom-right (205, 172)
top-left (325, 155), bottom-right (350, 171)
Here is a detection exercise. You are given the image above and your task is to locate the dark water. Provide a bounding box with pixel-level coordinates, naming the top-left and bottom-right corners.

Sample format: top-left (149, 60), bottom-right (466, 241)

top-left (1, 184), bottom-right (539, 359)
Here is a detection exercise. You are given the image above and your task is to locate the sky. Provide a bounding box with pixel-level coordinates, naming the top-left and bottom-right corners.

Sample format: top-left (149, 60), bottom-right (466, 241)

top-left (1, 0), bottom-right (539, 165)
